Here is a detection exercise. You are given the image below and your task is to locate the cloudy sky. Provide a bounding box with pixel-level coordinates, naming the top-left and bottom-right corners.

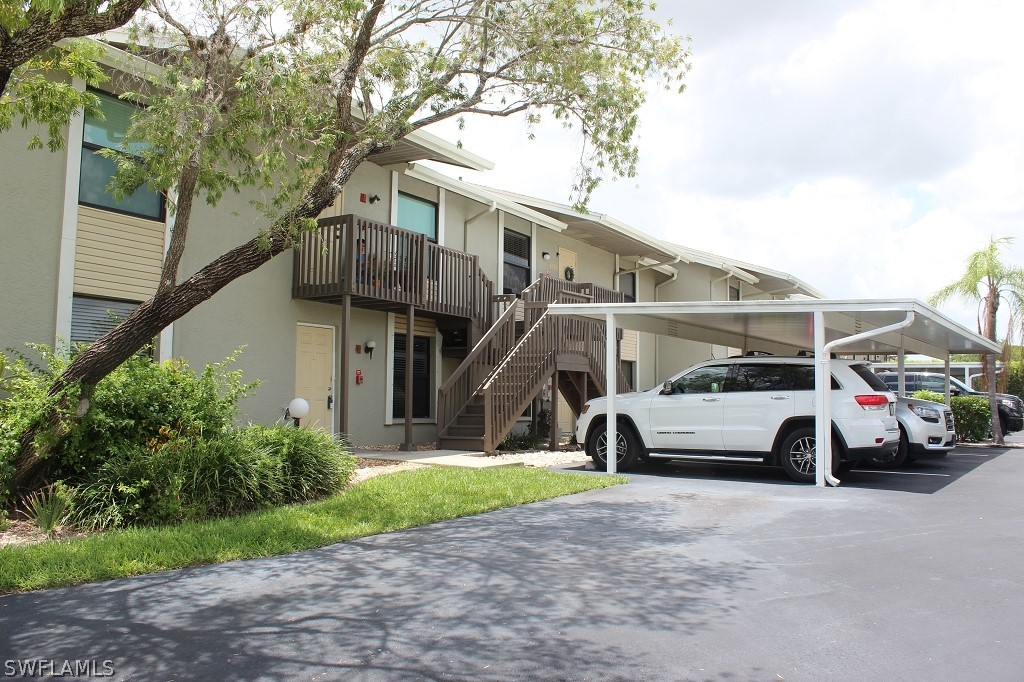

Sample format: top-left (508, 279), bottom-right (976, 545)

top-left (426, 0), bottom-right (1024, 336)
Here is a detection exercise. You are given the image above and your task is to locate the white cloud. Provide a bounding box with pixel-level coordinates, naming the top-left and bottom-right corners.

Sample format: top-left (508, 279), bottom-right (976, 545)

top-left (424, 0), bottom-right (1024, 336)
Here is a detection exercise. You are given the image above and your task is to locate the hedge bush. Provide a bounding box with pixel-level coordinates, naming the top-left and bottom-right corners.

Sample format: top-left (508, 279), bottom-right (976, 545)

top-left (61, 353), bottom-right (256, 478)
top-left (0, 346), bottom-right (256, 502)
top-left (913, 390), bottom-right (991, 442)
top-left (1007, 362), bottom-right (1023, 400)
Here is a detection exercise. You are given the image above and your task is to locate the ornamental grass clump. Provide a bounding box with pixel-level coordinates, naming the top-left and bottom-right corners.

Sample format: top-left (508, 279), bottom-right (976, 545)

top-left (22, 483), bottom-right (73, 538)
top-left (70, 426), bottom-right (355, 530)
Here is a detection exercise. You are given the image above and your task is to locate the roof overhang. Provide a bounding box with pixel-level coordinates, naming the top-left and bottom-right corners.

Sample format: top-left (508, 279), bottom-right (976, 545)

top-left (669, 244), bottom-right (825, 299)
top-left (402, 165), bottom-right (566, 232)
top-left (547, 299), bottom-right (1000, 359)
top-left (370, 128), bottom-right (494, 171)
top-left (476, 187), bottom-right (682, 265)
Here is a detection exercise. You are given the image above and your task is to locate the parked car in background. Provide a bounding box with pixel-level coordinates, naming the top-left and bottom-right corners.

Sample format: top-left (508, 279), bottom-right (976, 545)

top-left (577, 357), bottom-right (899, 483)
top-left (876, 371), bottom-right (1024, 435)
top-left (868, 396), bottom-right (956, 468)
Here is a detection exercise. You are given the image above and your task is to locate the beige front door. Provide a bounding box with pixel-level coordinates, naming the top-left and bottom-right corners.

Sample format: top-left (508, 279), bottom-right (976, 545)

top-left (558, 248), bottom-right (578, 282)
top-left (295, 324), bottom-right (335, 431)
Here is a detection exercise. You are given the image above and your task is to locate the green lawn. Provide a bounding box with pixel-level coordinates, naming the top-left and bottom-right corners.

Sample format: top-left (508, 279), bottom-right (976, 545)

top-left (0, 466), bottom-right (625, 594)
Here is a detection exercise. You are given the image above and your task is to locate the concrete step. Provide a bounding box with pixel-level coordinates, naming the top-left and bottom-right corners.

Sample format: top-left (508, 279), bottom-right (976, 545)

top-left (438, 436), bottom-right (487, 451)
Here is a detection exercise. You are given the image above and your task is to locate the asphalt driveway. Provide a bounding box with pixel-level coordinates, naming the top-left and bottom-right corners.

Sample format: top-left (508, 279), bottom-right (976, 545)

top-left (2, 445), bottom-right (1023, 681)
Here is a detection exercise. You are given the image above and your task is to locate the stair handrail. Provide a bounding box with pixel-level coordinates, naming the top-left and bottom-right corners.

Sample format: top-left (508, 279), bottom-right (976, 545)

top-left (478, 309), bottom-right (560, 449)
top-left (437, 295), bottom-right (520, 435)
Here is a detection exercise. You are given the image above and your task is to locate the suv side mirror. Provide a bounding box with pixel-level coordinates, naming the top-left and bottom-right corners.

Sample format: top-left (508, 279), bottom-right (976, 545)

top-left (662, 380), bottom-right (674, 395)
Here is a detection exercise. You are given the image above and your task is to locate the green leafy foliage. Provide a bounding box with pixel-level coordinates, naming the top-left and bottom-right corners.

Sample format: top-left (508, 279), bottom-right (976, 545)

top-left (1007, 362), bottom-right (1024, 400)
top-left (69, 426), bottom-right (354, 529)
top-left (61, 351), bottom-right (257, 479)
top-left (0, 41), bottom-right (108, 150)
top-left (913, 390), bottom-right (991, 442)
top-left (238, 425), bottom-right (355, 501)
top-left (929, 237), bottom-right (1024, 356)
top-left (0, 345), bottom-right (76, 503)
top-left (0, 345), bottom-right (255, 505)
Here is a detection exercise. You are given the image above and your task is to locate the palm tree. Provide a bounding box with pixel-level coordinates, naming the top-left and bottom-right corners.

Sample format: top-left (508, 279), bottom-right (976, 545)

top-left (929, 237), bottom-right (1024, 444)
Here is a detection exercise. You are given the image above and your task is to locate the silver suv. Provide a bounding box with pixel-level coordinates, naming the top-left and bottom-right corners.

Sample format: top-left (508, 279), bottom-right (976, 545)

top-left (576, 357), bottom-right (899, 483)
top-left (867, 396), bottom-right (955, 469)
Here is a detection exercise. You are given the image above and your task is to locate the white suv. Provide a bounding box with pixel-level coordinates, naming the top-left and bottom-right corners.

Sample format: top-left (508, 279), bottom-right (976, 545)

top-left (576, 357), bottom-right (900, 483)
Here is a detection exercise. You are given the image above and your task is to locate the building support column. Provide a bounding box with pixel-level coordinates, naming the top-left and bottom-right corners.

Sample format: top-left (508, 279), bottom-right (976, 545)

top-left (549, 371), bottom-right (560, 450)
top-left (54, 76), bottom-right (87, 351)
top-left (401, 303), bottom-right (415, 450)
top-left (340, 294), bottom-right (351, 436)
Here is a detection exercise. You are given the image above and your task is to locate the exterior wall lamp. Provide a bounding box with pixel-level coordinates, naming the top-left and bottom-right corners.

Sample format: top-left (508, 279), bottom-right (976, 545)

top-left (287, 397), bottom-right (310, 427)
top-left (365, 340), bottom-right (376, 359)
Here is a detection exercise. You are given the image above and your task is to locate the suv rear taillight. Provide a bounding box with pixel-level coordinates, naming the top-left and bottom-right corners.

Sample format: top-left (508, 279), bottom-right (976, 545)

top-left (855, 394), bottom-right (890, 410)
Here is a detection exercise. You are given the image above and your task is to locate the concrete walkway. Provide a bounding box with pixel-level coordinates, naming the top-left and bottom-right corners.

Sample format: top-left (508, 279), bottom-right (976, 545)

top-left (350, 448), bottom-right (500, 468)
top-left (349, 447), bottom-right (589, 469)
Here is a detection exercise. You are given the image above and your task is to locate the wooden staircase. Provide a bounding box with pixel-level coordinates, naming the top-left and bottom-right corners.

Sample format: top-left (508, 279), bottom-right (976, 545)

top-left (438, 277), bottom-right (629, 451)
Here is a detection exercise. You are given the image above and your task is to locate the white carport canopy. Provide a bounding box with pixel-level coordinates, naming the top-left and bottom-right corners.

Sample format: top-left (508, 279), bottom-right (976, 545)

top-left (547, 299), bottom-right (1001, 487)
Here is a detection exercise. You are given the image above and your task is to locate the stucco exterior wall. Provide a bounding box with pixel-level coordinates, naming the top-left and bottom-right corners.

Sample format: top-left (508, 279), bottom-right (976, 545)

top-left (171, 160), bottom-right (453, 445)
top-left (0, 123), bottom-right (67, 354)
top-left (465, 208), bottom-right (501, 284)
top-left (534, 230), bottom-right (617, 289)
top-left (342, 164), bottom-right (392, 224)
top-left (650, 262), bottom-right (728, 381)
top-left (172, 165), bottom-right (361, 428)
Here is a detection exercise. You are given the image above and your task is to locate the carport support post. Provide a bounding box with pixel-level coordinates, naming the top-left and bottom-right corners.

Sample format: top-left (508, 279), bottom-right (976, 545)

top-left (605, 312), bottom-right (617, 474)
top-left (944, 354), bottom-right (952, 406)
top-left (897, 348), bottom-right (906, 396)
top-left (814, 311), bottom-right (832, 488)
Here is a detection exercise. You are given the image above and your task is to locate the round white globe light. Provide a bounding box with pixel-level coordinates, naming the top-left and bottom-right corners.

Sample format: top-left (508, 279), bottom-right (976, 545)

top-left (288, 397), bottom-right (310, 420)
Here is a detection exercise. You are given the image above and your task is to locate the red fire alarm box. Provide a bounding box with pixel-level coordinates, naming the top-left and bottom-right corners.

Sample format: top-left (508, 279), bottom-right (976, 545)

top-left (355, 369), bottom-right (364, 384)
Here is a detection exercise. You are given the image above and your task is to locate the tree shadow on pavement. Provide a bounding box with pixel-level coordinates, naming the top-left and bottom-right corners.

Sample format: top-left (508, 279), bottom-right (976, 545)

top-left (0, 491), bottom-right (768, 681)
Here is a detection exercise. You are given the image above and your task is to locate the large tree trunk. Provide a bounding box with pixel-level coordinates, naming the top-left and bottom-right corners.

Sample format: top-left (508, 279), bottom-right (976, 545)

top-left (982, 287), bottom-right (1004, 445)
top-left (987, 353), bottom-right (1004, 445)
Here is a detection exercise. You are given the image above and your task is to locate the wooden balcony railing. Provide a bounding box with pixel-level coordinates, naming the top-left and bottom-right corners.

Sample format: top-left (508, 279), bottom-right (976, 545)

top-left (293, 214), bottom-right (494, 327)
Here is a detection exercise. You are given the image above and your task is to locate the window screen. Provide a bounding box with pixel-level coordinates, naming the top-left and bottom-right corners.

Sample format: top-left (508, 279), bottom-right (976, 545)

top-left (71, 296), bottom-right (138, 346)
top-left (393, 334), bottom-right (431, 419)
top-left (619, 272), bottom-right (636, 302)
top-left (503, 230), bottom-right (530, 295)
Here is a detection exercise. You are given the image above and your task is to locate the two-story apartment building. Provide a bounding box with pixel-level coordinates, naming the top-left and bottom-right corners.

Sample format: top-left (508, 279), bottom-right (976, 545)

top-left (0, 39), bottom-right (822, 451)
